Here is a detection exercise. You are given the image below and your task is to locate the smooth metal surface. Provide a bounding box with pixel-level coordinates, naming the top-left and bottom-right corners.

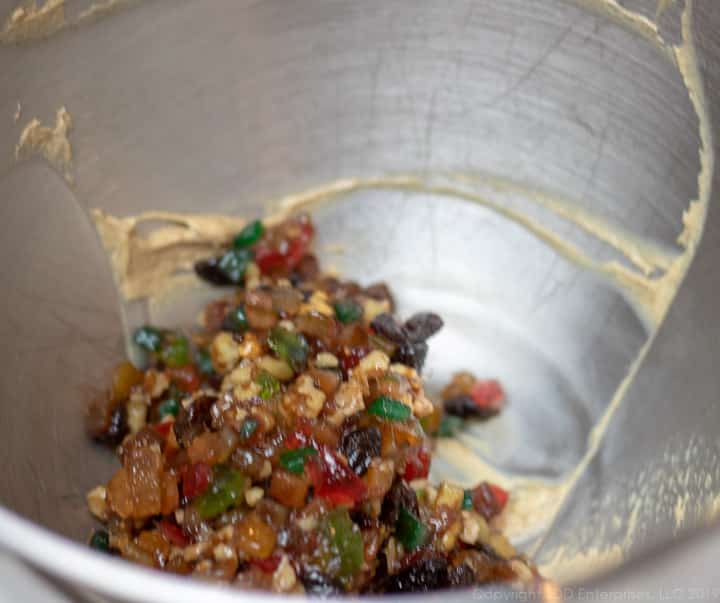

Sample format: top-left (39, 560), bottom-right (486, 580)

top-left (0, 0), bottom-right (718, 600)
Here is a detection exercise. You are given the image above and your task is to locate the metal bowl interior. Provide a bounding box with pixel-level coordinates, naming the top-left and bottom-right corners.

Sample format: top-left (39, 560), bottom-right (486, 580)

top-left (1, 0), bottom-right (719, 599)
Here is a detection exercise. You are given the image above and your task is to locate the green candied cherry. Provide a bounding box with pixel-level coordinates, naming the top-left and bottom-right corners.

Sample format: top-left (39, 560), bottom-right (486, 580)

top-left (233, 219), bottom-right (265, 249)
top-left (89, 529), bottom-right (110, 552)
top-left (217, 248), bottom-right (253, 284)
top-left (132, 326), bottom-right (163, 352)
top-left (321, 507), bottom-right (364, 584)
top-left (256, 371), bottom-right (281, 400)
top-left (462, 489), bottom-right (474, 510)
top-left (239, 418), bottom-right (258, 440)
top-left (396, 507), bottom-right (427, 550)
top-left (159, 334), bottom-right (189, 368)
top-left (267, 327), bottom-right (309, 372)
top-left (334, 299), bottom-right (363, 324)
top-left (194, 465), bottom-right (247, 520)
top-left (437, 415), bottom-right (463, 438)
top-left (279, 447), bottom-right (317, 475)
top-left (367, 396), bottom-right (411, 421)
top-left (195, 347), bottom-right (215, 376)
top-left (222, 305), bottom-right (249, 333)
top-left (157, 397), bottom-right (180, 419)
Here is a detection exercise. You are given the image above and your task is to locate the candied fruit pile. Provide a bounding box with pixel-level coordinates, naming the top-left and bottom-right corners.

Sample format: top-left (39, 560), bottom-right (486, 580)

top-left (85, 214), bottom-right (538, 594)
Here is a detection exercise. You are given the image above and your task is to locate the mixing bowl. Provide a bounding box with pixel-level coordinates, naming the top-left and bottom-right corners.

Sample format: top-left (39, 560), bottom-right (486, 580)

top-left (1, 0), bottom-right (719, 600)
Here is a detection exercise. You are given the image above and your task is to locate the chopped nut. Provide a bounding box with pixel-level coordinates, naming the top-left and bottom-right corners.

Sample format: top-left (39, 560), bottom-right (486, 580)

top-left (409, 479), bottom-right (429, 491)
top-left (224, 360), bottom-right (260, 400)
top-left (227, 361), bottom-right (254, 386)
top-left (488, 531), bottom-right (516, 559)
top-left (245, 487), bottom-right (264, 507)
top-left (362, 297), bottom-right (391, 322)
top-left (435, 482), bottom-right (464, 510)
top-left (193, 560), bottom-right (213, 574)
top-left (272, 554), bottom-right (297, 592)
top-left (126, 399), bottom-right (147, 434)
top-left (211, 332), bottom-right (241, 373)
top-left (326, 380), bottom-right (364, 426)
top-left (244, 261), bottom-right (260, 289)
top-left (390, 363), bottom-right (422, 390)
top-left (357, 350), bottom-right (390, 376)
top-left (86, 485), bottom-right (108, 520)
top-left (411, 393), bottom-right (434, 418)
top-left (174, 509), bottom-right (185, 525)
top-left (290, 374), bottom-right (326, 419)
top-left (460, 510), bottom-right (489, 545)
top-left (278, 320), bottom-right (296, 332)
top-left (510, 559), bottom-right (534, 581)
top-left (259, 459), bottom-right (272, 479)
top-left (238, 332), bottom-right (263, 359)
top-left (440, 520), bottom-right (462, 552)
top-left (251, 406), bottom-right (276, 432)
top-left (315, 352), bottom-right (339, 369)
top-left (258, 355), bottom-right (294, 381)
top-left (299, 290), bottom-right (333, 317)
top-left (384, 537), bottom-right (402, 573)
top-left (183, 541), bottom-right (211, 562)
top-left (296, 516), bottom-right (318, 532)
top-left (424, 485), bottom-right (438, 507)
top-left (144, 370), bottom-right (170, 398)
top-left (234, 383), bottom-right (260, 401)
top-left (217, 525), bottom-right (235, 541)
top-left (213, 543), bottom-right (237, 562)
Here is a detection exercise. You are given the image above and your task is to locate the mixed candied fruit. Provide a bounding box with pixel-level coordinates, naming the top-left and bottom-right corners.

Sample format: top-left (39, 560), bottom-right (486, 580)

top-left (85, 214), bottom-right (536, 594)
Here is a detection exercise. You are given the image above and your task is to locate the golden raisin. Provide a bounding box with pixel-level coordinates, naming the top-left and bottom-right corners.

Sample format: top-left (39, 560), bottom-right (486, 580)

top-left (111, 361), bottom-right (144, 402)
top-left (269, 469), bottom-right (309, 509)
top-left (234, 513), bottom-right (277, 560)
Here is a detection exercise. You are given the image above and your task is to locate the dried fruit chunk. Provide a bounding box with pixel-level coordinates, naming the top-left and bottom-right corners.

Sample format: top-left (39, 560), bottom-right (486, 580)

top-left (267, 327), bottom-right (309, 372)
top-left (107, 444), bottom-right (163, 519)
top-left (306, 446), bottom-right (367, 507)
top-left (233, 219), bottom-right (265, 249)
top-left (194, 465), bottom-right (247, 519)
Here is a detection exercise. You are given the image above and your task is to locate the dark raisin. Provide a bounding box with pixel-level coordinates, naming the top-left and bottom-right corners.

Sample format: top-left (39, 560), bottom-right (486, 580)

top-left (444, 395), bottom-right (499, 420)
top-left (370, 313), bottom-right (407, 344)
top-left (86, 397), bottom-right (127, 445)
top-left (381, 480), bottom-right (419, 526)
top-left (300, 570), bottom-right (343, 596)
top-left (350, 510), bottom-right (379, 529)
top-left (340, 427), bottom-right (381, 476)
top-left (194, 256), bottom-right (233, 286)
top-left (104, 405), bottom-right (129, 446)
top-left (384, 556), bottom-right (449, 593)
top-left (363, 282), bottom-right (396, 311)
top-left (448, 563), bottom-right (476, 588)
top-left (404, 312), bottom-right (443, 343)
top-left (393, 341), bottom-right (429, 374)
top-left (206, 372), bottom-right (224, 390)
top-left (173, 395), bottom-right (215, 448)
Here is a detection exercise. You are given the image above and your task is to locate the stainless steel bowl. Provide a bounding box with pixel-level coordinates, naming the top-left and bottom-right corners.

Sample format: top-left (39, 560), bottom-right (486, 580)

top-left (1, 0), bottom-right (719, 600)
